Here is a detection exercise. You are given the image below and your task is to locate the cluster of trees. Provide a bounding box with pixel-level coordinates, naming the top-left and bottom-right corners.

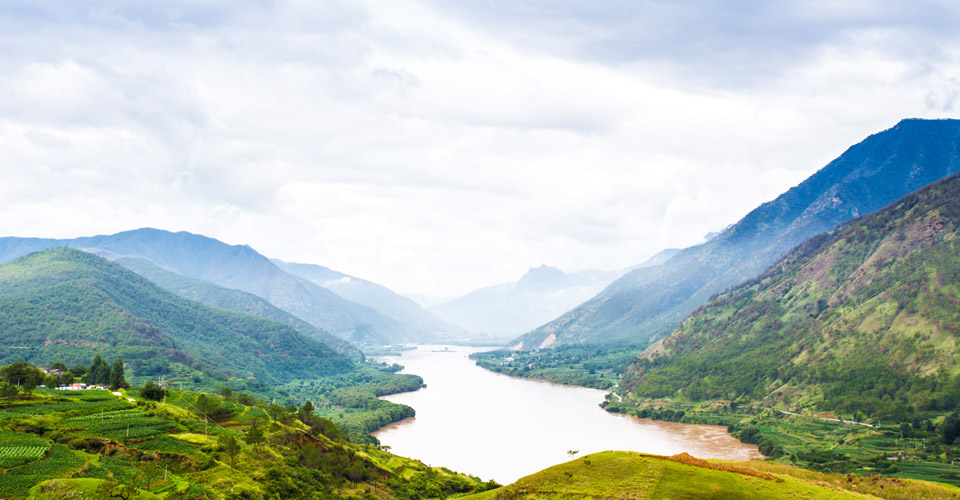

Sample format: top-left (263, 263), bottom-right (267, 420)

top-left (0, 354), bottom-right (128, 396)
top-left (730, 426), bottom-right (785, 458)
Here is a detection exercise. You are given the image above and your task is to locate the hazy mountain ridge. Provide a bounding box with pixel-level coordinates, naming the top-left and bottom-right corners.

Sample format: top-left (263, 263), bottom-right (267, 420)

top-left (0, 248), bottom-right (354, 383)
top-left (516, 118), bottom-right (960, 349)
top-left (115, 256), bottom-right (360, 357)
top-left (0, 229), bottom-right (434, 345)
top-left (272, 259), bottom-right (463, 337)
top-left (621, 174), bottom-right (960, 415)
top-left (429, 265), bottom-right (625, 337)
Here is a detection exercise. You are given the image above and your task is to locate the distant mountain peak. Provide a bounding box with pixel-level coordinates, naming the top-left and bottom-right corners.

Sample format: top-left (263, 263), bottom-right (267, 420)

top-left (516, 265), bottom-right (569, 291)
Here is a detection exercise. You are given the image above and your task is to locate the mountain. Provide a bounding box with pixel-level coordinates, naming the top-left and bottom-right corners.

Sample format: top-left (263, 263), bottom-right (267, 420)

top-left (272, 259), bottom-right (463, 337)
top-left (430, 265), bottom-right (625, 337)
top-left (0, 228), bottom-right (433, 345)
top-left (621, 174), bottom-right (960, 419)
top-left (115, 256), bottom-right (359, 358)
top-left (516, 118), bottom-right (960, 349)
top-left (0, 248), bottom-right (353, 384)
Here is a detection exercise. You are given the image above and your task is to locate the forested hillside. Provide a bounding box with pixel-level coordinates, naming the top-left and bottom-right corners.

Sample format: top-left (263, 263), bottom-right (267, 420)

top-left (622, 174), bottom-right (960, 421)
top-left (116, 256), bottom-right (359, 358)
top-left (0, 229), bottom-right (434, 345)
top-left (0, 248), bottom-right (352, 385)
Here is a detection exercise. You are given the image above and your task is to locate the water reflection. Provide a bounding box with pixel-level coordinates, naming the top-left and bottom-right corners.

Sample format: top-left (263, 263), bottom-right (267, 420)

top-left (372, 345), bottom-right (760, 484)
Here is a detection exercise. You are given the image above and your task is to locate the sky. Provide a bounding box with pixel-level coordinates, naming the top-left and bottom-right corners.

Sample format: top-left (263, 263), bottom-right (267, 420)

top-left (2, 1), bottom-right (959, 300)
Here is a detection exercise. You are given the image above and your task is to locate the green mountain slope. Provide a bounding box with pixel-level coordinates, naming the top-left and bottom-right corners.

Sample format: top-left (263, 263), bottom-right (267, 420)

top-left (517, 118), bottom-right (960, 350)
top-left (114, 256), bottom-right (359, 358)
top-left (460, 451), bottom-right (960, 500)
top-left (0, 229), bottom-right (433, 345)
top-left (621, 174), bottom-right (960, 420)
top-left (0, 248), bottom-right (353, 385)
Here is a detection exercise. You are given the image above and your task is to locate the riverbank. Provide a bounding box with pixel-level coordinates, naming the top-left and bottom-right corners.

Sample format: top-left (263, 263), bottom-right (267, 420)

top-left (371, 345), bottom-right (760, 484)
top-left (603, 398), bottom-right (960, 487)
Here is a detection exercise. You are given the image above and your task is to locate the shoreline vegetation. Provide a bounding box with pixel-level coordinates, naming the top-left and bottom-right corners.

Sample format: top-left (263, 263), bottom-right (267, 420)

top-left (0, 359), bottom-right (500, 499)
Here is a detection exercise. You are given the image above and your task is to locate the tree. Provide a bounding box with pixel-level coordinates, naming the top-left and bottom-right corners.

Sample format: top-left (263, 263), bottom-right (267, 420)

top-left (1, 361), bottom-right (43, 388)
top-left (95, 476), bottom-right (137, 500)
top-left (43, 373), bottom-right (59, 389)
top-left (0, 382), bottom-right (18, 399)
top-left (298, 401), bottom-right (315, 425)
top-left (140, 461), bottom-right (162, 490)
top-left (110, 359), bottom-right (128, 390)
top-left (942, 411), bottom-right (960, 444)
top-left (141, 381), bottom-right (166, 401)
top-left (87, 354), bottom-right (111, 386)
top-left (62, 372), bottom-right (75, 386)
top-left (219, 434), bottom-right (241, 467)
top-left (244, 426), bottom-right (265, 457)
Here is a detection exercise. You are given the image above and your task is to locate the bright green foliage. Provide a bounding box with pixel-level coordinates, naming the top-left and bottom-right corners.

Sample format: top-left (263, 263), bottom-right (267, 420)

top-left (623, 174), bottom-right (960, 421)
top-left (0, 381), bottom-right (492, 499)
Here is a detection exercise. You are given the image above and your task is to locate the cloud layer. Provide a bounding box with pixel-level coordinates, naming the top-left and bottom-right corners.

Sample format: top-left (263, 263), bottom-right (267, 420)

top-left (2, 0), bottom-right (959, 298)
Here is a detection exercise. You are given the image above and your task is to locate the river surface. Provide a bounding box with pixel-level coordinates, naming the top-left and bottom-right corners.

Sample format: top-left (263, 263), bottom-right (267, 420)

top-left (372, 345), bottom-right (760, 484)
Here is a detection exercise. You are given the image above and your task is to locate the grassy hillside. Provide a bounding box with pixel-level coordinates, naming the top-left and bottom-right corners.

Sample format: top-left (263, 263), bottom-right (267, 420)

top-left (0, 248), bottom-right (352, 386)
top-left (459, 451), bottom-right (960, 500)
top-left (0, 383), bottom-right (496, 499)
top-left (518, 118), bottom-right (960, 350)
top-left (621, 173), bottom-right (960, 421)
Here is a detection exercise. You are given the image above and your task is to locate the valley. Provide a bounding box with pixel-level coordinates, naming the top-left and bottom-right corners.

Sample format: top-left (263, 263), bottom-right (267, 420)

top-left (4, 121), bottom-right (960, 498)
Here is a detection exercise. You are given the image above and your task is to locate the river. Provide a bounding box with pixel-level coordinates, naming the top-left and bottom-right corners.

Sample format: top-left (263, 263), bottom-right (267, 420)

top-left (372, 345), bottom-right (760, 484)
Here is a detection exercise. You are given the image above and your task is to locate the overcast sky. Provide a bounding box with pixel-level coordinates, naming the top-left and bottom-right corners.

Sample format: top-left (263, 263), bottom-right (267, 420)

top-left (2, 1), bottom-right (959, 299)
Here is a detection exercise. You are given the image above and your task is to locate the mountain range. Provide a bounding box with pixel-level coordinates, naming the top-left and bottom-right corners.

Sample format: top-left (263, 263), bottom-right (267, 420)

top-left (0, 248), bottom-right (353, 384)
top-left (0, 228), bottom-right (451, 345)
top-left (622, 173), bottom-right (960, 418)
top-left (515, 118), bottom-right (960, 350)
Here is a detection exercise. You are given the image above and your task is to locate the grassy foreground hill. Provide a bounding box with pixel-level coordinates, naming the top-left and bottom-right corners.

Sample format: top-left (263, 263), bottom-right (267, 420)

top-left (621, 173), bottom-right (960, 421)
top-left (460, 451), bottom-right (960, 500)
top-left (0, 384), bottom-right (495, 499)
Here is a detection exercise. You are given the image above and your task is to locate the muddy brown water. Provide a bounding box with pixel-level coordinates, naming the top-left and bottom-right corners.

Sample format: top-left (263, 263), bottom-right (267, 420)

top-left (372, 345), bottom-right (761, 484)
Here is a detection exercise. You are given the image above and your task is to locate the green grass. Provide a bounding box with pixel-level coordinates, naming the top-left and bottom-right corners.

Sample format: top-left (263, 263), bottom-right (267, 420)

top-left (462, 451), bottom-right (960, 500)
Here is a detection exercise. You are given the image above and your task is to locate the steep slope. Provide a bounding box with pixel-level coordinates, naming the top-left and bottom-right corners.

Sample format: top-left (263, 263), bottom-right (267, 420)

top-left (114, 256), bottom-right (359, 358)
top-left (430, 265), bottom-right (623, 336)
top-left (0, 248), bottom-right (353, 384)
top-left (272, 259), bottom-right (463, 336)
top-left (519, 118), bottom-right (960, 349)
top-left (621, 174), bottom-right (960, 419)
top-left (0, 229), bottom-right (431, 345)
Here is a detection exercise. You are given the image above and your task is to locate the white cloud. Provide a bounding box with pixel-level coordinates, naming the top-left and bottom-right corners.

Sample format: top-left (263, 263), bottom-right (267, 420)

top-left (1, 0), bottom-right (959, 298)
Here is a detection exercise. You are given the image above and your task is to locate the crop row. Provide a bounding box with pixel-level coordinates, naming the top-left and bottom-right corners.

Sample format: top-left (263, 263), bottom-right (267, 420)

top-left (0, 445), bottom-right (85, 497)
top-left (0, 445), bottom-right (49, 458)
top-left (64, 409), bottom-right (145, 422)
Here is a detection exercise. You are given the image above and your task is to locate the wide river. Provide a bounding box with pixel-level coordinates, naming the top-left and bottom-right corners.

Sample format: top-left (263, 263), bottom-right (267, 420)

top-left (372, 345), bottom-right (760, 484)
